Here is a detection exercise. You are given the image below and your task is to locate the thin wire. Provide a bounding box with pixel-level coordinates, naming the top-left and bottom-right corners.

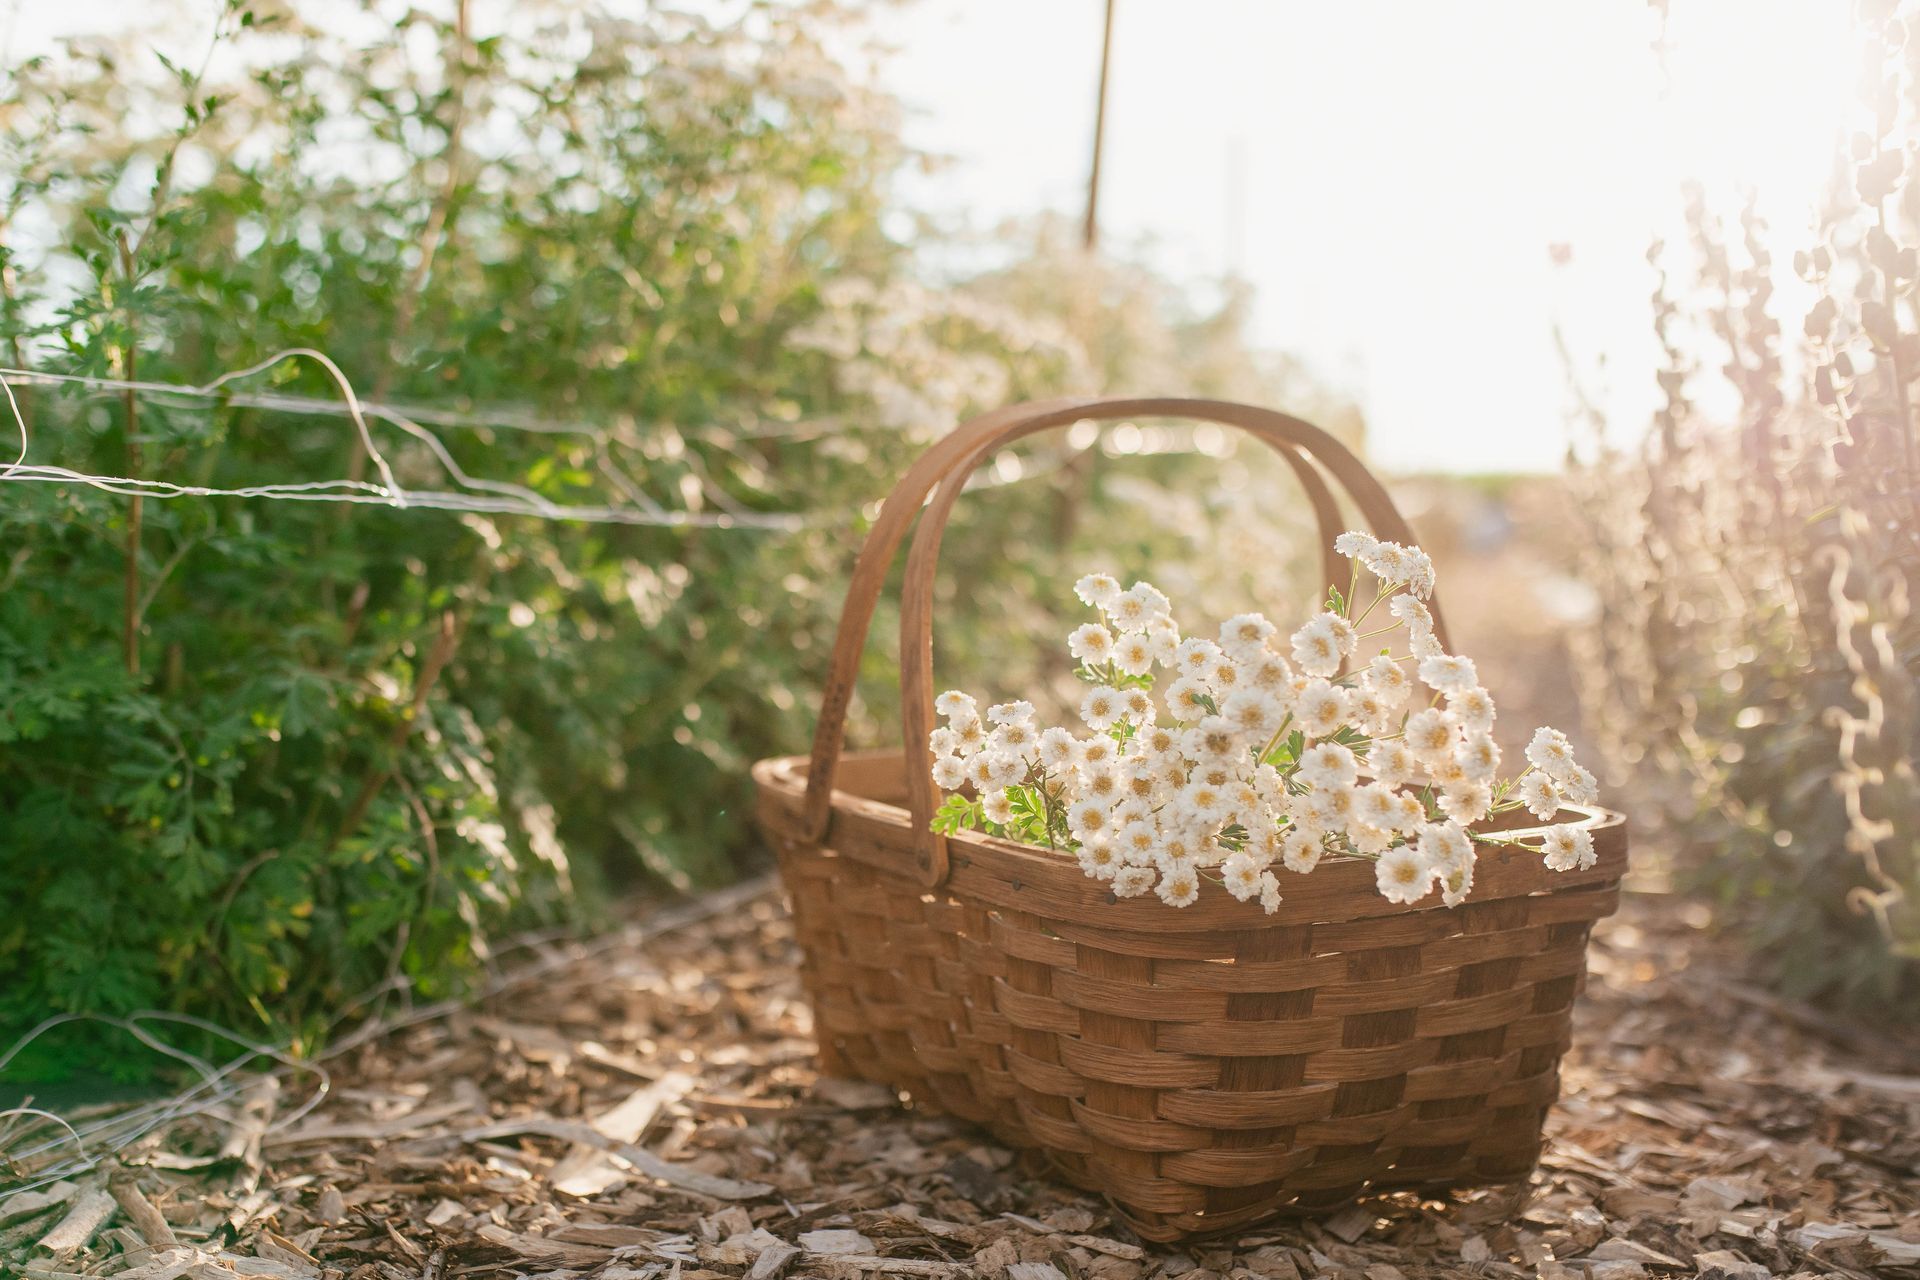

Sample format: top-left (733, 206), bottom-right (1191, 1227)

top-left (0, 365), bottom-right (873, 444)
top-left (0, 1108), bottom-right (84, 1162)
top-left (0, 352), bottom-right (813, 530)
top-left (1, 373), bottom-right (25, 479)
top-left (0, 878), bottom-right (773, 1198)
top-left (0, 1012), bottom-right (333, 1197)
top-left (0, 464), bottom-right (808, 528)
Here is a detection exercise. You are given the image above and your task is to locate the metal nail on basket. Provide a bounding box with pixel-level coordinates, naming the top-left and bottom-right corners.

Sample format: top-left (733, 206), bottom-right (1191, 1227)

top-left (754, 396), bottom-right (1626, 1242)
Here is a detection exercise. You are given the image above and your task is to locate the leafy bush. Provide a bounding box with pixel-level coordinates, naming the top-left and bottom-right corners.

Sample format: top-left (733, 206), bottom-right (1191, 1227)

top-left (0, 2), bottom-right (1350, 1076)
top-left (1567, 7), bottom-right (1919, 1008)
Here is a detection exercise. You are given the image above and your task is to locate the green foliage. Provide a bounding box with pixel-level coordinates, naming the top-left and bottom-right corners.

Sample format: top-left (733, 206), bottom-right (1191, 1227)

top-left (0, 2), bottom-right (1351, 1078)
top-left (1568, 7), bottom-right (1920, 1010)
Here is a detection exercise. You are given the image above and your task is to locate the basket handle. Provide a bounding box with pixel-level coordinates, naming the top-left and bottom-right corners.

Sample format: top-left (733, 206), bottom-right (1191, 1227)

top-left (801, 396), bottom-right (1445, 885)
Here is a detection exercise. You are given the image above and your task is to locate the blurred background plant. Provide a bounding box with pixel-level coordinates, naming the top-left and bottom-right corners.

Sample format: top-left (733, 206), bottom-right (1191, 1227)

top-left (1566, 3), bottom-right (1919, 1011)
top-left (0, 0), bottom-right (1353, 1079)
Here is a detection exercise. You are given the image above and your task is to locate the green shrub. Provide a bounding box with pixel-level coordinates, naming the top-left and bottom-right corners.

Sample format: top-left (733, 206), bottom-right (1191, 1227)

top-left (0, 2), bottom-right (1351, 1077)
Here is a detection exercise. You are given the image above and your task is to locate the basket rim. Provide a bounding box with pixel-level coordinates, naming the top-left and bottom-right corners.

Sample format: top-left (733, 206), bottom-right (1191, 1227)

top-left (754, 749), bottom-right (1626, 932)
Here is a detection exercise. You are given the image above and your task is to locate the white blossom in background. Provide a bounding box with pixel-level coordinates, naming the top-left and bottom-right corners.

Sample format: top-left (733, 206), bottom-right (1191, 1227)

top-left (925, 534), bottom-right (1602, 912)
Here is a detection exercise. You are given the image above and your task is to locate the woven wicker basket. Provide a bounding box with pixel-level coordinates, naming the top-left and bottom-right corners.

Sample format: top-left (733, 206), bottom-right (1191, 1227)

top-left (754, 397), bottom-right (1626, 1241)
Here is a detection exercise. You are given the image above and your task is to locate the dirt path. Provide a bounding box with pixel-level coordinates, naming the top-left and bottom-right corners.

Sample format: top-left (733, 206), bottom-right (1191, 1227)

top-left (6, 872), bottom-right (1917, 1280)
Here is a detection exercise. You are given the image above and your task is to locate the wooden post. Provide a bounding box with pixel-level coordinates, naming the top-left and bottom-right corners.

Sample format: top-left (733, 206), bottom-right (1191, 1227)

top-left (1083, 0), bottom-right (1116, 251)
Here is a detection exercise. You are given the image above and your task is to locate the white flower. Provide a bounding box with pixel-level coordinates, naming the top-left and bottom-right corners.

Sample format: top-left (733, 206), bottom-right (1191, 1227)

top-left (1120, 686), bottom-right (1157, 725)
top-left (1456, 732), bottom-right (1501, 782)
top-left (1240, 653), bottom-right (1293, 692)
top-left (1178, 780), bottom-right (1231, 825)
top-left (1540, 824), bottom-right (1596, 871)
top-left (1279, 824), bottom-right (1323, 873)
top-left (950, 715), bottom-right (987, 752)
top-left (967, 751), bottom-right (1020, 791)
top-left (1172, 637), bottom-right (1223, 679)
top-left (1405, 708), bottom-right (1458, 764)
top-left (1185, 716), bottom-right (1245, 761)
top-left (1112, 632), bottom-right (1155, 676)
top-left (1127, 581), bottom-right (1172, 620)
top-left (1067, 798), bottom-right (1112, 840)
top-left (1221, 688), bottom-right (1283, 736)
top-left (1375, 844), bottom-right (1435, 904)
top-left (1417, 654), bottom-right (1478, 693)
top-left (1417, 820), bottom-right (1473, 870)
top-left (1390, 596), bottom-right (1443, 658)
top-left (1354, 782), bottom-right (1403, 831)
top-left (1078, 734), bottom-right (1118, 771)
top-left (1298, 742), bottom-right (1359, 790)
top-left (1191, 759), bottom-right (1234, 790)
top-left (1517, 770), bottom-right (1563, 819)
top-left (1334, 529), bottom-right (1380, 559)
top-left (1222, 851), bottom-right (1265, 901)
top-left (990, 720), bottom-right (1036, 753)
top-left (1561, 763), bottom-right (1599, 806)
top-left (1295, 678), bottom-right (1347, 737)
top-left (1361, 540), bottom-right (1436, 599)
top-left (1078, 839), bottom-right (1120, 880)
top-left (1302, 782), bottom-right (1356, 827)
top-left (1445, 685), bottom-right (1496, 732)
top-left (1108, 583), bottom-right (1162, 629)
top-left (1155, 828), bottom-right (1200, 869)
top-left (1525, 727), bottom-right (1578, 780)
top-left (931, 756), bottom-right (967, 790)
top-left (1349, 823), bottom-right (1394, 854)
top-left (1068, 623), bottom-right (1116, 664)
top-left (1219, 612), bottom-right (1277, 660)
top-left (1156, 862), bottom-right (1201, 907)
top-left (1258, 871), bottom-right (1283, 914)
top-left (1346, 686), bottom-right (1395, 735)
top-left (1115, 820), bottom-right (1159, 865)
top-left (1439, 782), bottom-right (1492, 825)
top-left (1080, 767), bottom-right (1123, 804)
top-left (1080, 686), bottom-right (1124, 732)
top-left (1138, 724), bottom-right (1178, 756)
top-left (1290, 611), bottom-right (1353, 677)
top-left (926, 555), bottom-right (1597, 916)
top-left (1145, 620), bottom-right (1180, 665)
top-left (1403, 549), bottom-right (1436, 599)
top-left (1037, 726), bottom-right (1080, 769)
top-left (1365, 653), bottom-right (1411, 704)
top-left (1393, 791), bottom-right (1427, 830)
top-left (1165, 676), bottom-right (1212, 721)
top-left (1368, 739), bottom-right (1420, 786)
top-left (935, 690), bottom-right (977, 723)
top-left (1074, 572), bottom-right (1122, 610)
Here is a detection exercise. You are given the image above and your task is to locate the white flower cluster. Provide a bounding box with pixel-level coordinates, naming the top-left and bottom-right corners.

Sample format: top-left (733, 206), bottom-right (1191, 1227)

top-left (926, 533), bottom-right (1601, 912)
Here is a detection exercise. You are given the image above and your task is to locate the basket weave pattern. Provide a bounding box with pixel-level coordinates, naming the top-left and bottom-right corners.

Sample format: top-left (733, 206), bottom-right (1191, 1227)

top-left (758, 398), bottom-right (1626, 1240)
top-left (758, 753), bottom-right (1622, 1239)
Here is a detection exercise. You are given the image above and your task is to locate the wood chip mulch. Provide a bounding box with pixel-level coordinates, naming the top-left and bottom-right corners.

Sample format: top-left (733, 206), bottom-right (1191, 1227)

top-left (5, 874), bottom-right (1918, 1280)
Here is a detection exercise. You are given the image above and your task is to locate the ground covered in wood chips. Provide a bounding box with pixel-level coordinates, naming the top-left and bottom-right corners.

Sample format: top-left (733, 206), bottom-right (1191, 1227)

top-left (5, 875), bottom-right (1918, 1280)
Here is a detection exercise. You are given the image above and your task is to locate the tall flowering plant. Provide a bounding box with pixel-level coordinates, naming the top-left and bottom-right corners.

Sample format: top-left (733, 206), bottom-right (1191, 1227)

top-left (928, 533), bottom-right (1600, 912)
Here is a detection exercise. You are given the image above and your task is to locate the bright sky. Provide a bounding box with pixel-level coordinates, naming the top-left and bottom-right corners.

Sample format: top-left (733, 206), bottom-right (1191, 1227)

top-left (8, 0), bottom-right (1860, 471)
top-left (873, 0), bottom-right (1859, 470)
